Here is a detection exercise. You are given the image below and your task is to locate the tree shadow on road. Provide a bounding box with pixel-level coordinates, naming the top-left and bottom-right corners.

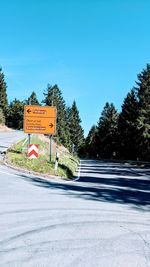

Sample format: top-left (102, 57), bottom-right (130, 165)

top-left (19, 169), bottom-right (150, 210)
top-left (79, 169), bottom-right (139, 176)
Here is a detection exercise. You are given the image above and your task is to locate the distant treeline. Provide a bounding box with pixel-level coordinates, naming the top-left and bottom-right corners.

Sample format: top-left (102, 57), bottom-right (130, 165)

top-left (84, 64), bottom-right (150, 161)
top-left (0, 70), bottom-right (84, 153)
top-left (0, 64), bottom-right (149, 160)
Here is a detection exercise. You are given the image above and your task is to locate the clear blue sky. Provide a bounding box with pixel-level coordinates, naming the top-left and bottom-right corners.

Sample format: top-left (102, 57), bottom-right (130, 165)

top-left (1, 0), bottom-right (150, 136)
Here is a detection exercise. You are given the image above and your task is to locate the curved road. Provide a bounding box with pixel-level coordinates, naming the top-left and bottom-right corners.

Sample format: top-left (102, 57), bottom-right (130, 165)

top-left (0, 131), bottom-right (26, 154)
top-left (0, 132), bottom-right (150, 267)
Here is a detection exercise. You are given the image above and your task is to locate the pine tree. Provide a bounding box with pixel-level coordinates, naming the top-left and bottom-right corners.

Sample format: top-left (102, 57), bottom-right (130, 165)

top-left (25, 91), bottom-right (40, 105)
top-left (7, 99), bottom-right (24, 129)
top-left (135, 64), bottom-right (150, 161)
top-left (118, 89), bottom-right (139, 160)
top-left (0, 68), bottom-right (8, 117)
top-left (68, 101), bottom-right (84, 153)
top-left (0, 108), bottom-right (5, 125)
top-left (85, 125), bottom-right (97, 157)
top-left (96, 102), bottom-right (118, 159)
top-left (42, 84), bottom-right (71, 148)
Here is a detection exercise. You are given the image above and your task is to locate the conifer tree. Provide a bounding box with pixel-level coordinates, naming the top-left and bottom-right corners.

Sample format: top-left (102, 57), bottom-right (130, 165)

top-left (135, 64), bottom-right (150, 160)
top-left (25, 91), bottom-right (40, 105)
top-left (68, 101), bottom-right (84, 153)
top-left (0, 68), bottom-right (8, 117)
top-left (85, 125), bottom-right (97, 157)
top-left (118, 89), bottom-right (139, 160)
top-left (7, 99), bottom-right (24, 129)
top-left (42, 84), bottom-right (71, 148)
top-left (96, 102), bottom-right (118, 159)
top-left (0, 108), bottom-right (5, 125)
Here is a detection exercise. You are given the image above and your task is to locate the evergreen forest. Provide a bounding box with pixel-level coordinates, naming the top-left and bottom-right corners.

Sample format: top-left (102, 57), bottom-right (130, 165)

top-left (0, 68), bottom-right (84, 154)
top-left (0, 64), bottom-right (149, 161)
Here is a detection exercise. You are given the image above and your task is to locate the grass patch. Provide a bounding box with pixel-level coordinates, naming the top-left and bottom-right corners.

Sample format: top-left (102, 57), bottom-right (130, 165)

top-left (6, 135), bottom-right (79, 179)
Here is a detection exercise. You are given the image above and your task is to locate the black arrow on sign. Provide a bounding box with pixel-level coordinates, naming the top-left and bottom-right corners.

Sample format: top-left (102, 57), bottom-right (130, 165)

top-left (27, 109), bottom-right (31, 114)
top-left (49, 123), bottom-right (53, 128)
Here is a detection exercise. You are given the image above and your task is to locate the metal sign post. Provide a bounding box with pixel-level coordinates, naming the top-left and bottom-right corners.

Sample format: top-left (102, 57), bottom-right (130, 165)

top-left (49, 135), bottom-right (52, 162)
top-left (28, 133), bottom-right (31, 146)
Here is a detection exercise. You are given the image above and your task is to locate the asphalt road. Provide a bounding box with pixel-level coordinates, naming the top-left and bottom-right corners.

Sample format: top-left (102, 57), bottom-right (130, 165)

top-left (0, 131), bottom-right (26, 155)
top-left (0, 132), bottom-right (150, 267)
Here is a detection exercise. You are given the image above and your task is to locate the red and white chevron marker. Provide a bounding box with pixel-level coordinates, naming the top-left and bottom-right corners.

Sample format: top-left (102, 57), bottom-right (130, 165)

top-left (28, 144), bottom-right (39, 159)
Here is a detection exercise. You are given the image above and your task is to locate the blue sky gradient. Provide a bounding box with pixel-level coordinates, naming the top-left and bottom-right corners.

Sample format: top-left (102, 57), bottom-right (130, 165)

top-left (1, 0), bottom-right (150, 135)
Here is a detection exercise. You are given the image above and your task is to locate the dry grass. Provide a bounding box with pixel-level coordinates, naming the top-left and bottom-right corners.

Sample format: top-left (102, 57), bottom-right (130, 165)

top-left (6, 134), bottom-right (79, 179)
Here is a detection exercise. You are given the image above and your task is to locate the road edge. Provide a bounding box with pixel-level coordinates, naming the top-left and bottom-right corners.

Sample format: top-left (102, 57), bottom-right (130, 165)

top-left (74, 159), bottom-right (82, 181)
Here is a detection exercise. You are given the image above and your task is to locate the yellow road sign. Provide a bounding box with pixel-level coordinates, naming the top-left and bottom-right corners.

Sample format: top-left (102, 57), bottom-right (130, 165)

top-left (24, 105), bottom-right (57, 135)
